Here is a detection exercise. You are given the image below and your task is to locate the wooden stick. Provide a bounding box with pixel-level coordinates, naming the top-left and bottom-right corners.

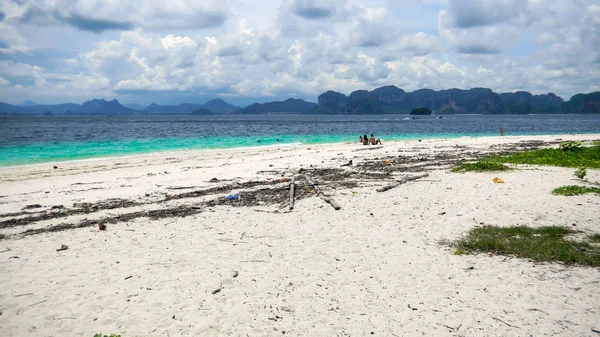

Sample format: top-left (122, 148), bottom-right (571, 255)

top-left (289, 177), bottom-right (295, 210)
top-left (353, 146), bottom-right (384, 151)
top-left (305, 177), bottom-right (341, 210)
top-left (318, 193), bottom-right (341, 210)
top-left (376, 173), bottom-right (430, 192)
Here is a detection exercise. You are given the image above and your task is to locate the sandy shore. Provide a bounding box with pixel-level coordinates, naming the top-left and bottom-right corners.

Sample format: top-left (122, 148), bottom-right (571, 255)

top-left (1, 134), bottom-right (600, 336)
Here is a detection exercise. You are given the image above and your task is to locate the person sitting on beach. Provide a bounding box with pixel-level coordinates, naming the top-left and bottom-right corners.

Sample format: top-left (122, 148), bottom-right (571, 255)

top-left (370, 134), bottom-right (382, 145)
top-left (363, 134), bottom-right (369, 145)
top-left (359, 135), bottom-right (364, 143)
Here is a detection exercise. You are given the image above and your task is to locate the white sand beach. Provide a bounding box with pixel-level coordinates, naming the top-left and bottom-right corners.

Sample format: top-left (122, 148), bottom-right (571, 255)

top-left (1, 134), bottom-right (599, 337)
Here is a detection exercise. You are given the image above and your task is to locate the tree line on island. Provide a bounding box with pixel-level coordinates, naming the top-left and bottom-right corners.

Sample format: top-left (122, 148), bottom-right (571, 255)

top-left (1, 86), bottom-right (599, 115)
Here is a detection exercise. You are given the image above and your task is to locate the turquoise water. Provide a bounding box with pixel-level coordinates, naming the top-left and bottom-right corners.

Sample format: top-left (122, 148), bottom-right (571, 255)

top-left (1, 114), bottom-right (599, 167)
top-left (0, 133), bottom-right (464, 166)
top-left (0, 131), bottom-right (565, 167)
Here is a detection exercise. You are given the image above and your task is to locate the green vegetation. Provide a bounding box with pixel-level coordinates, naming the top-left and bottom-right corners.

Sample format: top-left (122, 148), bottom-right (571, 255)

top-left (493, 142), bottom-right (600, 168)
top-left (94, 334), bottom-right (121, 337)
top-left (552, 185), bottom-right (600, 196)
top-left (559, 141), bottom-right (582, 151)
top-left (453, 142), bottom-right (600, 172)
top-left (575, 167), bottom-right (587, 180)
top-left (451, 160), bottom-right (512, 172)
top-left (450, 225), bottom-right (600, 266)
top-left (410, 107), bottom-right (432, 115)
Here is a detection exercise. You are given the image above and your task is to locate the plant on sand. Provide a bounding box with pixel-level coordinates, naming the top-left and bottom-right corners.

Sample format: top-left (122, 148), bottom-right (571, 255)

top-left (575, 167), bottom-right (587, 180)
top-left (491, 143), bottom-right (600, 168)
top-left (589, 233), bottom-right (600, 243)
top-left (559, 141), bottom-right (582, 152)
top-left (451, 160), bottom-right (512, 173)
top-left (449, 225), bottom-right (600, 266)
top-left (552, 185), bottom-right (600, 196)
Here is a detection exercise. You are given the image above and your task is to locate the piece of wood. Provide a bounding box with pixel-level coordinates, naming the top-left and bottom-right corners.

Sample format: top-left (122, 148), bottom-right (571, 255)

top-left (289, 177), bottom-right (295, 210)
top-left (353, 146), bottom-right (383, 152)
top-left (319, 193), bottom-right (341, 210)
top-left (376, 173), bottom-right (430, 192)
top-left (376, 183), bottom-right (399, 192)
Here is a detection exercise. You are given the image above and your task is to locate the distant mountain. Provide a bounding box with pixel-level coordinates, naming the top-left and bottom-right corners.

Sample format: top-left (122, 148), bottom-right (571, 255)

top-left (191, 107), bottom-right (216, 115)
top-left (122, 103), bottom-right (146, 110)
top-left (143, 103), bottom-right (202, 114)
top-left (143, 99), bottom-right (240, 114)
top-left (73, 99), bottom-right (136, 115)
top-left (0, 102), bottom-right (80, 115)
top-left (236, 98), bottom-right (318, 114)
top-left (0, 102), bottom-right (26, 114)
top-left (202, 98), bottom-right (240, 113)
top-left (1, 90), bottom-right (599, 115)
top-left (315, 86), bottom-right (598, 114)
top-left (563, 92), bottom-right (600, 114)
top-left (499, 91), bottom-right (563, 114)
top-left (31, 103), bottom-right (82, 114)
top-left (19, 100), bottom-right (37, 107)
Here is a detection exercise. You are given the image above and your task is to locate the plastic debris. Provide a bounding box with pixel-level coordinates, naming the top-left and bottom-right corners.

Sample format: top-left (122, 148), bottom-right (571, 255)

top-left (493, 177), bottom-right (505, 183)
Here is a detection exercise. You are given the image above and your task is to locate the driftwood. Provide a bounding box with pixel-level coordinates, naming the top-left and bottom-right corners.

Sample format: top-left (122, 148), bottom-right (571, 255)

top-left (289, 177), bottom-right (295, 210)
top-left (353, 146), bottom-right (383, 152)
top-left (376, 173), bottom-right (430, 192)
top-left (318, 193), bottom-right (341, 210)
top-left (305, 176), bottom-right (341, 210)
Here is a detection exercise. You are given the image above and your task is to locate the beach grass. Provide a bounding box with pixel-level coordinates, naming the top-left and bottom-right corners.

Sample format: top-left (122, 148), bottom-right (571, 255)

top-left (490, 142), bottom-right (600, 168)
top-left (451, 225), bottom-right (600, 266)
top-left (451, 160), bottom-right (512, 172)
top-left (552, 185), bottom-right (600, 196)
top-left (452, 142), bottom-right (600, 172)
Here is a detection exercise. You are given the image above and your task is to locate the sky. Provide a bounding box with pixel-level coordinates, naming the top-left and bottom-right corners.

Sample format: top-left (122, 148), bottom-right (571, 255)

top-left (0, 0), bottom-right (599, 106)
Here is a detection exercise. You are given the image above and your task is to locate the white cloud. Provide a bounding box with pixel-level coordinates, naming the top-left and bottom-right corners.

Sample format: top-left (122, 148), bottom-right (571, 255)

top-left (0, 0), bottom-right (599, 105)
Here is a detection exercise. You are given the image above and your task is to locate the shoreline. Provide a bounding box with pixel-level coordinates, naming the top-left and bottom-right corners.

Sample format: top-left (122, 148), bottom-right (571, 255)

top-left (1, 132), bottom-right (599, 169)
top-left (1, 134), bottom-right (599, 336)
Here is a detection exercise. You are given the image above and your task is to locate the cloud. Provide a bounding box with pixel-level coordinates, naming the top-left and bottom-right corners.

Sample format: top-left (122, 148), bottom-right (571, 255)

top-left (291, 0), bottom-right (337, 19)
top-left (0, 22), bottom-right (28, 53)
top-left (447, 0), bottom-right (526, 28)
top-left (63, 13), bottom-right (133, 33)
top-left (456, 44), bottom-right (501, 54)
top-left (0, 76), bottom-right (9, 86)
top-left (2, 0), bottom-right (600, 105)
top-left (13, 0), bottom-right (230, 32)
top-left (0, 11), bottom-right (5, 21)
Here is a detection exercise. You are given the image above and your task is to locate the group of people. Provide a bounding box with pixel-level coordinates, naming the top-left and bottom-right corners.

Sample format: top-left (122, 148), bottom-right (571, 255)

top-left (359, 134), bottom-right (382, 145)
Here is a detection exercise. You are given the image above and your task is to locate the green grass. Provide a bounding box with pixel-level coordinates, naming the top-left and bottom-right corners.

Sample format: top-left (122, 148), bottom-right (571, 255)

top-left (451, 160), bottom-right (512, 172)
top-left (589, 234), bottom-right (600, 243)
top-left (491, 144), bottom-right (600, 168)
top-left (453, 143), bottom-right (600, 172)
top-left (450, 225), bottom-right (600, 266)
top-left (552, 185), bottom-right (600, 196)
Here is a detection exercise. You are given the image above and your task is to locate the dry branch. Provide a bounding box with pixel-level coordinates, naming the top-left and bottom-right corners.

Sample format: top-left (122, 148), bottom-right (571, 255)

top-left (318, 193), bottom-right (341, 210)
top-left (376, 173), bottom-right (430, 192)
top-left (289, 177), bottom-right (295, 210)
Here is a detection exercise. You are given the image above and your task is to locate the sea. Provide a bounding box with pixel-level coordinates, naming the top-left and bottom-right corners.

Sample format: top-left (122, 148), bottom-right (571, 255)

top-left (1, 114), bottom-right (599, 167)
